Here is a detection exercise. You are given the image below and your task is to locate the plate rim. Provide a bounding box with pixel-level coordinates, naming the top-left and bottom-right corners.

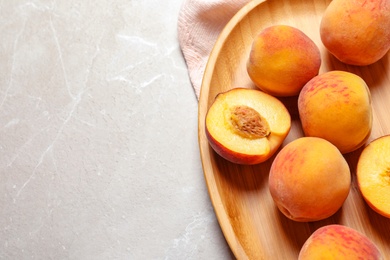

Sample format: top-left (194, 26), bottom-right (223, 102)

top-left (198, 0), bottom-right (390, 256)
top-left (198, 0), bottom-right (268, 259)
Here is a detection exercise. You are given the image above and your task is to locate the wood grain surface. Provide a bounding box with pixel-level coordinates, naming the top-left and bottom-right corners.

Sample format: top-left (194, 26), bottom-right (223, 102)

top-left (198, 0), bottom-right (390, 259)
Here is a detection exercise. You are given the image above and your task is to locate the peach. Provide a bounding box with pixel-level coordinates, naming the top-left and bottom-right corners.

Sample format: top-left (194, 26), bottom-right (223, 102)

top-left (269, 137), bottom-right (351, 222)
top-left (205, 88), bottom-right (291, 165)
top-left (320, 0), bottom-right (390, 66)
top-left (298, 70), bottom-right (372, 154)
top-left (357, 135), bottom-right (390, 218)
top-left (299, 224), bottom-right (383, 260)
top-left (247, 25), bottom-right (321, 97)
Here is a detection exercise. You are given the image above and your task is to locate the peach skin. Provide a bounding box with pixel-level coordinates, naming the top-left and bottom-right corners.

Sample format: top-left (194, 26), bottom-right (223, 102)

top-left (298, 70), bottom-right (372, 154)
top-left (299, 224), bottom-right (383, 259)
top-left (320, 0), bottom-right (390, 66)
top-left (247, 25), bottom-right (321, 97)
top-left (269, 137), bottom-right (351, 222)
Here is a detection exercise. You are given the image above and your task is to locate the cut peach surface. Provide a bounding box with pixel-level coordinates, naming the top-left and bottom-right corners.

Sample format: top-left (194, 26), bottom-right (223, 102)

top-left (205, 88), bottom-right (291, 165)
top-left (357, 135), bottom-right (390, 218)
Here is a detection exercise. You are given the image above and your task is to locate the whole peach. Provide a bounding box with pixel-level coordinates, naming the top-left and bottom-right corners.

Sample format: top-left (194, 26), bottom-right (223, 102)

top-left (299, 224), bottom-right (383, 259)
top-left (298, 70), bottom-right (372, 154)
top-left (247, 25), bottom-right (321, 97)
top-left (320, 0), bottom-right (390, 66)
top-left (269, 137), bottom-right (351, 222)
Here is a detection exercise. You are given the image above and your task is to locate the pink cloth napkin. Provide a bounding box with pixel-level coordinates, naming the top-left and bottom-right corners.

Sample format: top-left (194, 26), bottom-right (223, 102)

top-left (178, 0), bottom-right (252, 100)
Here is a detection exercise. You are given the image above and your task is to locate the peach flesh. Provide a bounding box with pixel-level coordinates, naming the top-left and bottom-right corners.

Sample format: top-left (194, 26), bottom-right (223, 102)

top-left (357, 135), bottom-right (390, 218)
top-left (205, 88), bottom-right (291, 165)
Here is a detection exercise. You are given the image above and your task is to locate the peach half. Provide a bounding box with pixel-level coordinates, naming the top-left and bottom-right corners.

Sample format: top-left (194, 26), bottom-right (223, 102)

top-left (299, 224), bottom-right (383, 260)
top-left (357, 135), bottom-right (390, 218)
top-left (247, 25), bottom-right (321, 97)
top-left (205, 88), bottom-right (291, 165)
top-left (269, 137), bottom-right (351, 222)
top-left (298, 70), bottom-right (372, 154)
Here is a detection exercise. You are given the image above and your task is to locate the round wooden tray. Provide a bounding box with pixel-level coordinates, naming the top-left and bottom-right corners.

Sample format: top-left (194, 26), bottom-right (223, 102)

top-left (198, 0), bottom-right (390, 259)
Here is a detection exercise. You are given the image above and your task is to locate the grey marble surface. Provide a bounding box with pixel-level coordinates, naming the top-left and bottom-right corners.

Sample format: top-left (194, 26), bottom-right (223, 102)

top-left (0, 1), bottom-right (233, 259)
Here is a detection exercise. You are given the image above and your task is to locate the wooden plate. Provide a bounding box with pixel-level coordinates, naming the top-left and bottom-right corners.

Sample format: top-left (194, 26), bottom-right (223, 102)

top-left (198, 0), bottom-right (390, 259)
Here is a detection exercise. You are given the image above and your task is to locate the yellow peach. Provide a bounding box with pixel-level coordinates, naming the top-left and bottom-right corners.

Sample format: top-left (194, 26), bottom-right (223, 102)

top-left (205, 88), bottom-right (291, 165)
top-left (269, 137), bottom-right (351, 222)
top-left (357, 135), bottom-right (390, 218)
top-left (247, 25), bottom-right (321, 97)
top-left (320, 0), bottom-right (390, 66)
top-left (299, 224), bottom-right (383, 260)
top-left (298, 70), bottom-right (372, 154)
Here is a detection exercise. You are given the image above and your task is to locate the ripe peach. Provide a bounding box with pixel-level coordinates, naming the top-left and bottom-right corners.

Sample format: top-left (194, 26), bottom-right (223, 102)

top-left (205, 88), bottom-right (291, 165)
top-left (320, 0), bottom-right (390, 66)
top-left (299, 224), bottom-right (383, 260)
top-left (298, 70), bottom-right (372, 154)
top-left (247, 25), bottom-right (321, 97)
top-left (357, 135), bottom-right (390, 218)
top-left (269, 137), bottom-right (351, 222)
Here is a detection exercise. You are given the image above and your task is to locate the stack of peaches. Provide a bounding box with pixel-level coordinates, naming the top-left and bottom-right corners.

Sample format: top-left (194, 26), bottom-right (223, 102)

top-left (205, 0), bottom-right (390, 258)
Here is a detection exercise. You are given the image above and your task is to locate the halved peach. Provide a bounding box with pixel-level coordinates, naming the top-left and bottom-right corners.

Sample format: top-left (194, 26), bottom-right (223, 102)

top-left (205, 88), bottom-right (291, 165)
top-left (357, 135), bottom-right (390, 218)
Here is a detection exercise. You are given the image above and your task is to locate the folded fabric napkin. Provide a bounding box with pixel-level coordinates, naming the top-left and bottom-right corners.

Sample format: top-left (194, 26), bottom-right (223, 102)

top-left (178, 0), bottom-right (252, 100)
